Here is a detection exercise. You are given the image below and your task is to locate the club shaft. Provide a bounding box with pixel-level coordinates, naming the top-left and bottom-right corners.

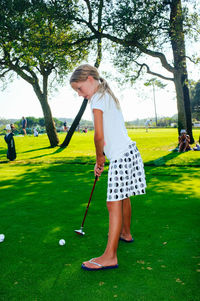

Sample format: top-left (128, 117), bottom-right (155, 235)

top-left (81, 176), bottom-right (98, 228)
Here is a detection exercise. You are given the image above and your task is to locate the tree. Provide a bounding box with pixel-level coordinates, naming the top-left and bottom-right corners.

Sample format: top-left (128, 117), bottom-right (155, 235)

top-left (0, 0), bottom-right (90, 146)
top-left (73, 0), bottom-right (200, 143)
top-left (190, 80), bottom-right (200, 121)
top-left (59, 0), bottom-right (105, 148)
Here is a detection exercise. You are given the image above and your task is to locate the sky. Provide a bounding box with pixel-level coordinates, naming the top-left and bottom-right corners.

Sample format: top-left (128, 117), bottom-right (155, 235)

top-left (0, 56), bottom-right (199, 122)
top-left (0, 0), bottom-right (199, 123)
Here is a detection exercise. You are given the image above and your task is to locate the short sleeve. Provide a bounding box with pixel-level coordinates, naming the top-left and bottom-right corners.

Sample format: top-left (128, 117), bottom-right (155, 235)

top-left (91, 93), bottom-right (106, 112)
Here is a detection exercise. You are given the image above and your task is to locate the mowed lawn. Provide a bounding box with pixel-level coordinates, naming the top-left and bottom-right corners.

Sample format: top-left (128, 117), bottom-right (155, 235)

top-left (0, 129), bottom-right (200, 301)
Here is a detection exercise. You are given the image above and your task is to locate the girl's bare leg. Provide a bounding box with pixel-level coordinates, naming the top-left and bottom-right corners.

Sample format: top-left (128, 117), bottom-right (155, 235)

top-left (82, 200), bottom-right (122, 269)
top-left (120, 197), bottom-right (133, 241)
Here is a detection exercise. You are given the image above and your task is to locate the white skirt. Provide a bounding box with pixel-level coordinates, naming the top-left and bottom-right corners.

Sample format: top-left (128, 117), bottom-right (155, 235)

top-left (107, 142), bottom-right (146, 202)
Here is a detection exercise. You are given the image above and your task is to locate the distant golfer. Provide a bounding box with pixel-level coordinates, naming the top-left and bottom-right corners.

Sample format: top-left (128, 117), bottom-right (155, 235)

top-left (21, 116), bottom-right (27, 135)
top-left (33, 128), bottom-right (39, 137)
top-left (70, 64), bottom-right (146, 271)
top-left (4, 124), bottom-right (16, 161)
top-left (145, 119), bottom-right (152, 132)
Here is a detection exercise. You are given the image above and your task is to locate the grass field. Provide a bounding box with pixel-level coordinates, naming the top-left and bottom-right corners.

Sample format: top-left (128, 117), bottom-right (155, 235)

top-left (0, 129), bottom-right (200, 301)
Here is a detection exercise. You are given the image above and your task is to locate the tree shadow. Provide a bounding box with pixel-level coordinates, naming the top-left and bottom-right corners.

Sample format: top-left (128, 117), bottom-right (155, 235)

top-left (28, 146), bottom-right (66, 159)
top-left (51, 146), bottom-right (67, 154)
top-left (144, 149), bottom-right (199, 166)
top-left (148, 150), bottom-right (181, 166)
top-left (21, 146), bottom-right (51, 154)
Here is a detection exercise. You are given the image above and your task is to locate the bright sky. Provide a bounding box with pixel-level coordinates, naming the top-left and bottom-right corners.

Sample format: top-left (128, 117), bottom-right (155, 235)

top-left (0, 58), bottom-right (199, 122)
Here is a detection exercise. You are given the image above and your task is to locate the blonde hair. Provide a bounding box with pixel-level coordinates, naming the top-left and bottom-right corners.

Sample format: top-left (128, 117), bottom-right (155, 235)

top-left (70, 64), bottom-right (120, 107)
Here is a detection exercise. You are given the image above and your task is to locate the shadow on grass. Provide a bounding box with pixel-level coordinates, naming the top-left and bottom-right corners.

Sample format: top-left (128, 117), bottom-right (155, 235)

top-left (21, 146), bottom-right (51, 154)
top-left (0, 163), bottom-right (199, 300)
top-left (145, 149), bottom-right (200, 166)
top-left (52, 146), bottom-right (67, 154)
top-left (29, 146), bottom-right (71, 159)
top-left (0, 146), bottom-right (10, 163)
top-left (0, 146), bottom-right (7, 157)
top-left (145, 150), bottom-right (181, 166)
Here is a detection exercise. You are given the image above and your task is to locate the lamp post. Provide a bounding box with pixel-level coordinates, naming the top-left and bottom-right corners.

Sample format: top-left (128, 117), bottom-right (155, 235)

top-left (144, 78), bottom-right (167, 127)
top-left (152, 82), bottom-right (158, 126)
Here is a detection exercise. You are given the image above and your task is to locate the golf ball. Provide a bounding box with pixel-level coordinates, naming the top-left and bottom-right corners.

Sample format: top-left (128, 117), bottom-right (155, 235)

top-left (59, 239), bottom-right (65, 246)
top-left (0, 234), bottom-right (5, 242)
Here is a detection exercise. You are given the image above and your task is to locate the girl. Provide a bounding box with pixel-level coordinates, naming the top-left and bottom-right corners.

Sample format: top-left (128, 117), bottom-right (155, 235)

top-left (70, 64), bottom-right (146, 271)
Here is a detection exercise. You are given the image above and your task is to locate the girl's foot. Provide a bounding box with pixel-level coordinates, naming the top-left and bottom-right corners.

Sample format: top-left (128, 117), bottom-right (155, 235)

top-left (119, 233), bottom-right (134, 242)
top-left (82, 255), bottom-right (118, 270)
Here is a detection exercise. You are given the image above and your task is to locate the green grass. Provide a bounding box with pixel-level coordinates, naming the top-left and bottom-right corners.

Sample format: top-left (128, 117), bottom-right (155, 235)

top-left (0, 129), bottom-right (200, 301)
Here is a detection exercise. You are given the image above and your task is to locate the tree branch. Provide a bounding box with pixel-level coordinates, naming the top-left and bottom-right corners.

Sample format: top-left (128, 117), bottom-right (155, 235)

top-left (68, 34), bottom-right (97, 46)
top-left (97, 0), bottom-right (103, 32)
top-left (185, 55), bottom-right (199, 64)
top-left (0, 69), bottom-right (10, 78)
top-left (101, 32), bottom-right (175, 74)
top-left (84, 0), bottom-right (93, 25)
top-left (9, 62), bottom-right (34, 85)
top-left (94, 0), bottom-right (104, 68)
top-left (134, 62), bottom-right (174, 81)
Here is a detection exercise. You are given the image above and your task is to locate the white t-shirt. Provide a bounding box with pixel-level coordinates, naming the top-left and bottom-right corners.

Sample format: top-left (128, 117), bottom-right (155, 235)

top-left (90, 92), bottom-right (132, 160)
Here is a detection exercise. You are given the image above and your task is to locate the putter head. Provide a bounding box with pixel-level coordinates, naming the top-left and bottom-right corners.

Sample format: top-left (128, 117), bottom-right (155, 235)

top-left (74, 228), bottom-right (85, 236)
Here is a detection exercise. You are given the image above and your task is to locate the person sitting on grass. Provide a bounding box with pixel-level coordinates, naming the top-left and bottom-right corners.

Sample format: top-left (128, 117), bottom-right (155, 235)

top-left (178, 129), bottom-right (191, 152)
top-left (193, 135), bottom-right (200, 151)
top-left (193, 144), bottom-right (200, 151)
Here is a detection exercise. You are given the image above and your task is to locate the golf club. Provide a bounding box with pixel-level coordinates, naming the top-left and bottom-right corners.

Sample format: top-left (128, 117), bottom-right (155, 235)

top-left (74, 175), bottom-right (98, 236)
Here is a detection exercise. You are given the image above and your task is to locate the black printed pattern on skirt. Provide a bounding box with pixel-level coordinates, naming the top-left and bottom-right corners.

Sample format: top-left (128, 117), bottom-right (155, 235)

top-left (107, 143), bottom-right (146, 202)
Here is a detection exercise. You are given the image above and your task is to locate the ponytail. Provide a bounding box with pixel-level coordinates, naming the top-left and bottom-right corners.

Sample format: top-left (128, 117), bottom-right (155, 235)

top-left (98, 77), bottom-right (120, 108)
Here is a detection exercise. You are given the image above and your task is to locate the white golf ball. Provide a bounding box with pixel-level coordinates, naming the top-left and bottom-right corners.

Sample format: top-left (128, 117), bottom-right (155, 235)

top-left (0, 234), bottom-right (5, 242)
top-left (59, 239), bottom-right (65, 246)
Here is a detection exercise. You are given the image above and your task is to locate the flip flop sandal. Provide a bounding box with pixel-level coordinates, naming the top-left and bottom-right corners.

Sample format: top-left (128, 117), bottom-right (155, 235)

top-left (119, 237), bottom-right (134, 243)
top-left (81, 258), bottom-right (119, 271)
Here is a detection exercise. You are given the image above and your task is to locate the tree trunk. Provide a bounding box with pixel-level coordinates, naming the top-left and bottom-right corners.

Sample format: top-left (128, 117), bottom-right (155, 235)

top-left (33, 85), bottom-right (59, 147)
top-left (40, 95), bottom-right (59, 147)
top-left (170, 0), bottom-right (194, 143)
top-left (182, 73), bottom-right (194, 143)
top-left (60, 98), bottom-right (88, 148)
top-left (173, 72), bottom-right (187, 132)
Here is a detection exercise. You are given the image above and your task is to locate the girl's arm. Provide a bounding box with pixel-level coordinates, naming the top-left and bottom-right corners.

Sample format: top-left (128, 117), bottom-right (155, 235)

top-left (93, 109), bottom-right (105, 176)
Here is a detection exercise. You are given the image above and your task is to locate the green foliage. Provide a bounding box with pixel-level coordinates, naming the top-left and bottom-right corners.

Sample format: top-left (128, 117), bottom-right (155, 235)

top-left (103, 0), bottom-right (169, 77)
top-left (0, 0), bottom-right (92, 146)
top-left (0, 0), bottom-right (89, 85)
top-left (144, 78), bottom-right (167, 89)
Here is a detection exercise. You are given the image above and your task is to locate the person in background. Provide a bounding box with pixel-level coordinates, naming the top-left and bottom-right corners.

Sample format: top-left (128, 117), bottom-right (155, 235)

top-left (34, 128), bottom-right (39, 137)
top-left (178, 129), bottom-right (191, 152)
top-left (22, 117), bottom-right (27, 135)
top-left (63, 121), bottom-right (67, 132)
top-left (145, 119), bottom-right (152, 132)
top-left (4, 124), bottom-right (16, 161)
top-left (193, 135), bottom-right (200, 151)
